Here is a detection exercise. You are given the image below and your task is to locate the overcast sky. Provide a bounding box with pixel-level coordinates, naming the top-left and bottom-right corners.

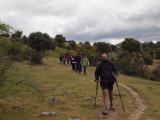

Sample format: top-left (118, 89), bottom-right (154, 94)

top-left (0, 0), bottom-right (160, 44)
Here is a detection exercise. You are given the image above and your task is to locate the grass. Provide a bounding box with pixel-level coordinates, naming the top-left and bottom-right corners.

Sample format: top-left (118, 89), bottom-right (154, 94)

top-left (48, 47), bottom-right (68, 58)
top-left (0, 53), bottom-right (160, 120)
top-left (119, 75), bottom-right (160, 120)
top-left (0, 57), bottom-right (133, 120)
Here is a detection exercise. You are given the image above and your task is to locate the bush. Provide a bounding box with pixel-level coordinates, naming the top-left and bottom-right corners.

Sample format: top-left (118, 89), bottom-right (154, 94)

top-left (67, 40), bottom-right (77, 50)
top-left (121, 38), bottom-right (141, 53)
top-left (155, 48), bottom-right (160, 59)
top-left (51, 39), bottom-right (56, 50)
top-left (143, 54), bottom-right (153, 65)
top-left (93, 42), bottom-right (111, 53)
top-left (0, 56), bottom-right (12, 85)
top-left (116, 52), bottom-right (147, 77)
top-left (116, 56), bottom-right (137, 75)
top-left (152, 67), bottom-right (160, 81)
top-left (78, 44), bottom-right (99, 65)
top-left (54, 34), bottom-right (66, 48)
top-left (0, 37), bottom-right (31, 61)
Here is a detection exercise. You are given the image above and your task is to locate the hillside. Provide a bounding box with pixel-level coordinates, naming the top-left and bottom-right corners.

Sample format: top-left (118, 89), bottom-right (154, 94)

top-left (0, 50), bottom-right (160, 120)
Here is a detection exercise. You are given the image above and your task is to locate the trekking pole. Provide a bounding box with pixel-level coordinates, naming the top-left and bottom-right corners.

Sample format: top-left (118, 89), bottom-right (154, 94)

top-left (114, 77), bottom-right (125, 112)
top-left (94, 82), bottom-right (99, 107)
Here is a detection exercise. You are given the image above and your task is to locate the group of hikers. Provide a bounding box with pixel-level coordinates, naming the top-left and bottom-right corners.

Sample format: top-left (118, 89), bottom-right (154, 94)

top-left (59, 53), bottom-right (90, 75)
top-left (59, 52), bottom-right (119, 116)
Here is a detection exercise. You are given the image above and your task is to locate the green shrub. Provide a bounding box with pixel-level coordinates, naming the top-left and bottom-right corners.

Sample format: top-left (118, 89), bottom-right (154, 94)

top-left (78, 44), bottom-right (100, 66)
top-left (0, 37), bottom-right (31, 61)
top-left (152, 67), bottom-right (160, 81)
top-left (143, 54), bottom-right (153, 65)
top-left (116, 52), bottom-right (147, 77)
top-left (121, 38), bottom-right (141, 52)
top-left (0, 56), bottom-right (12, 85)
top-left (155, 48), bottom-right (160, 59)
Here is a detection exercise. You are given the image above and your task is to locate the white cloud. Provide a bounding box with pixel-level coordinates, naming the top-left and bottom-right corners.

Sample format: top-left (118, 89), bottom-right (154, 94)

top-left (0, 0), bottom-right (160, 44)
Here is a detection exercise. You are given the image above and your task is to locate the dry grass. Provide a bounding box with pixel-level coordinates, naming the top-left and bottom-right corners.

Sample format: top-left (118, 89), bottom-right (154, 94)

top-left (0, 56), bottom-right (159, 120)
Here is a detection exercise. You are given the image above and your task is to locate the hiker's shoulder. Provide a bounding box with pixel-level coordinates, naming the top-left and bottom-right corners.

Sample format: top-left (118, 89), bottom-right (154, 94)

top-left (108, 60), bottom-right (116, 68)
top-left (97, 61), bottom-right (103, 67)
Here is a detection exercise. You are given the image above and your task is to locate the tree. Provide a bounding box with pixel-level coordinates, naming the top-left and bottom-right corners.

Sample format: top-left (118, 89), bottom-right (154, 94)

top-left (111, 45), bottom-right (117, 51)
top-left (156, 41), bottom-right (160, 48)
top-left (11, 30), bottom-right (23, 43)
top-left (28, 32), bottom-right (52, 64)
top-left (68, 40), bottom-right (77, 50)
top-left (84, 41), bottom-right (90, 46)
top-left (0, 22), bottom-right (13, 37)
top-left (55, 34), bottom-right (66, 48)
top-left (51, 38), bottom-right (56, 50)
top-left (155, 48), bottom-right (160, 59)
top-left (28, 32), bottom-right (52, 51)
top-left (143, 54), bottom-right (153, 65)
top-left (121, 38), bottom-right (141, 52)
top-left (152, 66), bottom-right (160, 81)
top-left (142, 42), bottom-right (155, 55)
top-left (79, 42), bottom-right (82, 45)
top-left (22, 35), bottom-right (28, 44)
top-left (79, 44), bottom-right (99, 65)
top-left (11, 30), bottom-right (23, 38)
top-left (94, 42), bottom-right (111, 53)
top-left (116, 52), bottom-right (146, 76)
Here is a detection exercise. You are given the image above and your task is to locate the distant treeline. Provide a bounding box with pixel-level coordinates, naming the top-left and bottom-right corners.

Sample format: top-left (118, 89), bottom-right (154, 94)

top-left (0, 22), bottom-right (160, 81)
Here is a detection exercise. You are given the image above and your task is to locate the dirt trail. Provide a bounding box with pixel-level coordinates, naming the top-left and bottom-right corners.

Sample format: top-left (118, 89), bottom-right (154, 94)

top-left (120, 83), bottom-right (147, 120)
top-left (52, 58), bottom-right (148, 120)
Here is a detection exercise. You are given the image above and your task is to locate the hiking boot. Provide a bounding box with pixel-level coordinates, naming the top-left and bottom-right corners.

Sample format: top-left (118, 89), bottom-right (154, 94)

top-left (110, 104), bottom-right (115, 111)
top-left (102, 107), bottom-right (110, 115)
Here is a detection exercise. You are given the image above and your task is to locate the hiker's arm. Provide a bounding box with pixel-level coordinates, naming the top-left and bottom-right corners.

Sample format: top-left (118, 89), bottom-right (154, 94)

top-left (95, 64), bottom-right (101, 82)
top-left (111, 63), bottom-right (118, 77)
top-left (80, 59), bottom-right (83, 66)
top-left (87, 58), bottom-right (89, 66)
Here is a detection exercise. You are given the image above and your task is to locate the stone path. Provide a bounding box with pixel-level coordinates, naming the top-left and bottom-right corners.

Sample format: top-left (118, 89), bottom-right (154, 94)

top-left (120, 83), bottom-right (147, 120)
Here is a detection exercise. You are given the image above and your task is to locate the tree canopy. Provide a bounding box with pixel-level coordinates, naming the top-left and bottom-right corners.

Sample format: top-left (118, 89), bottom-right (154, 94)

top-left (28, 32), bottom-right (52, 51)
top-left (121, 38), bottom-right (141, 52)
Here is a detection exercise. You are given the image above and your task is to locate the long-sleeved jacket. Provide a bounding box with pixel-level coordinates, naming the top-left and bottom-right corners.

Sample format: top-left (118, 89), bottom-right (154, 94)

top-left (75, 55), bottom-right (81, 64)
top-left (95, 60), bottom-right (118, 83)
top-left (81, 57), bottom-right (89, 67)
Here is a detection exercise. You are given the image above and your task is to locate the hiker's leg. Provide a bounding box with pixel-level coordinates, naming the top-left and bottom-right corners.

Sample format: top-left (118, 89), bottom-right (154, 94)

top-left (108, 84), bottom-right (115, 110)
top-left (79, 64), bottom-right (81, 73)
top-left (83, 66), bottom-right (85, 75)
top-left (108, 90), bottom-right (113, 106)
top-left (77, 64), bottom-right (79, 72)
top-left (80, 65), bottom-right (82, 73)
top-left (84, 66), bottom-right (86, 75)
top-left (72, 63), bottom-right (73, 70)
top-left (101, 83), bottom-right (110, 115)
top-left (102, 89), bottom-right (108, 108)
top-left (74, 63), bottom-right (76, 71)
top-left (76, 64), bottom-right (79, 72)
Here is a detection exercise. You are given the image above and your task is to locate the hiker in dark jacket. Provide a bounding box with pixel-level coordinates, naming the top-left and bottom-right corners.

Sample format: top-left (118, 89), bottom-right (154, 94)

top-left (75, 53), bottom-right (82, 73)
top-left (70, 54), bottom-right (76, 71)
top-left (59, 54), bottom-right (63, 64)
top-left (62, 55), bottom-right (66, 64)
top-left (95, 53), bottom-right (118, 115)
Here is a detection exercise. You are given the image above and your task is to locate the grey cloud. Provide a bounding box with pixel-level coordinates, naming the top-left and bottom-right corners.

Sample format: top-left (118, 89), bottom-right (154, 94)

top-left (0, 0), bottom-right (160, 44)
